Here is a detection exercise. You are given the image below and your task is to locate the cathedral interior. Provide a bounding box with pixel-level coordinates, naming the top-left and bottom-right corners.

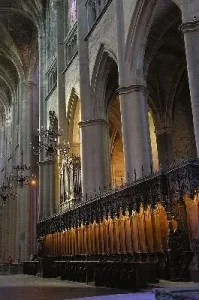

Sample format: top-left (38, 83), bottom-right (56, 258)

top-left (0, 0), bottom-right (199, 296)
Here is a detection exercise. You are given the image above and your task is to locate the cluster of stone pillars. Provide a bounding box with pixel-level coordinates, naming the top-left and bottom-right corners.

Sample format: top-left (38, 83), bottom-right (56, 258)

top-left (1, 0), bottom-right (198, 263)
top-left (38, 0), bottom-right (199, 210)
top-left (75, 0), bottom-right (199, 198)
top-left (0, 79), bottom-right (39, 262)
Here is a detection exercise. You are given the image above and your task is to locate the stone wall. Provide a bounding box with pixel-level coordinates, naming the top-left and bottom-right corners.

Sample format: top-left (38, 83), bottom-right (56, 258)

top-left (64, 56), bottom-right (80, 112)
top-left (172, 82), bottom-right (197, 161)
top-left (87, 1), bottom-right (118, 81)
top-left (123, 0), bottom-right (136, 41)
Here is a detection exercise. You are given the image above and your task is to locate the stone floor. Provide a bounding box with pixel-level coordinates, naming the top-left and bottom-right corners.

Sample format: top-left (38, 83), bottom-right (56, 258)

top-left (0, 275), bottom-right (154, 300)
top-left (1, 275), bottom-right (199, 300)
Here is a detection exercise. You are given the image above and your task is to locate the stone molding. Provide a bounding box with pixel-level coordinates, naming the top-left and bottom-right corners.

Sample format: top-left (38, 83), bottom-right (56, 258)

top-left (117, 85), bottom-right (149, 96)
top-left (180, 20), bottom-right (199, 33)
top-left (79, 119), bottom-right (109, 128)
top-left (38, 160), bottom-right (55, 166)
top-left (67, 88), bottom-right (79, 124)
top-left (155, 127), bottom-right (172, 136)
top-left (21, 81), bottom-right (36, 87)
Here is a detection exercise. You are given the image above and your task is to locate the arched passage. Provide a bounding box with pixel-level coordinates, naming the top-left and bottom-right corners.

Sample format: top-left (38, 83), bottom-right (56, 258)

top-left (0, 0), bottom-right (40, 262)
top-left (67, 88), bottom-right (81, 156)
top-left (93, 46), bottom-right (160, 187)
top-left (145, 0), bottom-right (196, 166)
top-left (125, 0), bottom-right (196, 169)
top-left (108, 96), bottom-right (124, 186)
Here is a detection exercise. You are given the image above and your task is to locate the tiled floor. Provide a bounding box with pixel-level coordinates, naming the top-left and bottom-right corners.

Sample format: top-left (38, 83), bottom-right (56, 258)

top-left (0, 275), bottom-right (155, 300)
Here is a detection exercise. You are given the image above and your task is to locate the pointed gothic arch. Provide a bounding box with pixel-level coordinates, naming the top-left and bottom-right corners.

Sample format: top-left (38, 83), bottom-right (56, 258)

top-left (90, 44), bottom-right (118, 119)
top-left (125, 0), bottom-right (180, 82)
top-left (67, 88), bottom-right (81, 155)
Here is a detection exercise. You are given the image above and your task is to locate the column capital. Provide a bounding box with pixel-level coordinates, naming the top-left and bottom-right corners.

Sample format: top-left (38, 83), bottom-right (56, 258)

top-left (117, 85), bottom-right (149, 96)
top-left (79, 119), bottom-right (109, 128)
top-left (180, 20), bottom-right (199, 33)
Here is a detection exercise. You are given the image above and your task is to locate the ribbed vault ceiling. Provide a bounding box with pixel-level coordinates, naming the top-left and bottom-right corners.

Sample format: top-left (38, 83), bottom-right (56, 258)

top-left (0, 0), bottom-right (43, 117)
top-left (145, 0), bottom-right (186, 129)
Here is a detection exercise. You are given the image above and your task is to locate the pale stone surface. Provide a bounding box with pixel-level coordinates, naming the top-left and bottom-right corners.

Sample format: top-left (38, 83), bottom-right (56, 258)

top-left (80, 120), bottom-right (111, 196)
top-left (0, 275), bottom-right (154, 300)
top-left (88, 1), bottom-right (118, 83)
top-left (1, 0), bottom-right (199, 266)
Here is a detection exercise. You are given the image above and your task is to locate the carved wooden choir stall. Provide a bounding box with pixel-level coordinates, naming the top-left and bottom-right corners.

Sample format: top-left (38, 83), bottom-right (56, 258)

top-left (36, 159), bottom-right (199, 289)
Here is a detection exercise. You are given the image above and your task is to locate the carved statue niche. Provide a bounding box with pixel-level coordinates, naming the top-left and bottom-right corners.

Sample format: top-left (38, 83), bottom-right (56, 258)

top-left (99, 218), bottom-right (105, 254)
top-left (184, 193), bottom-right (199, 240)
top-left (102, 216), bottom-right (109, 254)
top-left (130, 210), bottom-right (140, 253)
top-left (83, 222), bottom-right (88, 255)
top-left (124, 208), bottom-right (132, 254)
top-left (137, 204), bottom-right (147, 253)
top-left (107, 215), bottom-right (114, 254)
top-left (152, 204), bottom-right (163, 253)
top-left (113, 213), bottom-right (120, 254)
top-left (158, 203), bottom-right (169, 251)
top-left (91, 221), bottom-right (96, 254)
top-left (118, 208), bottom-right (126, 254)
top-left (144, 205), bottom-right (154, 253)
top-left (60, 154), bottom-right (82, 204)
top-left (94, 220), bottom-right (100, 254)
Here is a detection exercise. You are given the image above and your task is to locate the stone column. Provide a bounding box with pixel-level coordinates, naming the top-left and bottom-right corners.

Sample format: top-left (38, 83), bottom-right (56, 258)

top-left (14, 83), bottom-right (22, 262)
top-left (179, 1), bottom-right (199, 156)
top-left (79, 120), bottom-right (111, 197)
top-left (56, 0), bottom-right (66, 213)
top-left (118, 86), bottom-right (152, 179)
top-left (156, 127), bottom-right (173, 169)
top-left (77, 0), bottom-right (111, 196)
top-left (38, 30), bottom-right (47, 219)
top-left (115, 0), bottom-right (152, 180)
top-left (17, 81), bottom-right (34, 261)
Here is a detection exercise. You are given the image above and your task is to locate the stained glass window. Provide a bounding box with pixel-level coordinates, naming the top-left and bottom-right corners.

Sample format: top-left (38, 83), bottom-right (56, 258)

top-left (71, 0), bottom-right (77, 23)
